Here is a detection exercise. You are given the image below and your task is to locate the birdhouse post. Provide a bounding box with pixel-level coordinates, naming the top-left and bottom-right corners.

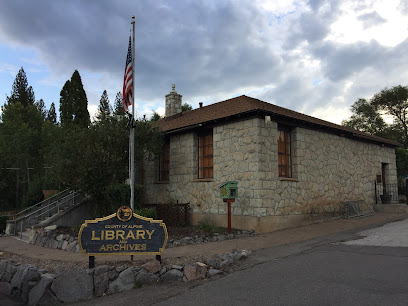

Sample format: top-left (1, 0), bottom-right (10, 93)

top-left (219, 181), bottom-right (238, 233)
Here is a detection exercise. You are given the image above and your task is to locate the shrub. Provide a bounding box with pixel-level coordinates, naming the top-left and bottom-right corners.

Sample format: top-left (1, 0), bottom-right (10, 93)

top-left (0, 216), bottom-right (7, 233)
top-left (196, 217), bottom-right (218, 233)
top-left (134, 208), bottom-right (157, 219)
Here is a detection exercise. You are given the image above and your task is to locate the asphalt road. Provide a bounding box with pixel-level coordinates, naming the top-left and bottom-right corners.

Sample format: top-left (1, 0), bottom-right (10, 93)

top-left (155, 219), bottom-right (408, 305)
top-left (156, 244), bottom-right (408, 305)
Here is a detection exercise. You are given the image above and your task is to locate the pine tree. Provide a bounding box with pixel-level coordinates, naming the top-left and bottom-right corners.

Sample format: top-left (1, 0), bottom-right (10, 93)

top-left (70, 70), bottom-right (90, 128)
top-left (35, 99), bottom-right (47, 120)
top-left (47, 102), bottom-right (57, 125)
top-left (97, 90), bottom-right (111, 121)
top-left (113, 91), bottom-right (124, 116)
top-left (59, 70), bottom-right (90, 128)
top-left (6, 67), bottom-right (35, 107)
top-left (59, 80), bottom-right (72, 126)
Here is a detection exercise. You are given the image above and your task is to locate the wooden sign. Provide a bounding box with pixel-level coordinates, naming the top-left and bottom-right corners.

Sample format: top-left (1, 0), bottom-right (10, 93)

top-left (78, 206), bottom-right (168, 256)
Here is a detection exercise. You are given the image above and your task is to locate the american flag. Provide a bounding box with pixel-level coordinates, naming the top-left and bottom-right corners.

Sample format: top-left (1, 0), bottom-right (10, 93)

top-left (123, 36), bottom-right (133, 112)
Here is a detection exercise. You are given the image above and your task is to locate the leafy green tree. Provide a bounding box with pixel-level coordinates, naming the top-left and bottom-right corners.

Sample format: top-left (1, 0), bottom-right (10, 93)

top-left (113, 91), bottom-right (124, 116)
top-left (96, 90), bottom-right (112, 121)
top-left (6, 67), bottom-right (35, 107)
top-left (182, 103), bottom-right (193, 112)
top-left (47, 102), bottom-right (58, 125)
top-left (396, 147), bottom-right (408, 176)
top-left (77, 115), bottom-right (163, 215)
top-left (343, 85), bottom-right (408, 178)
top-left (150, 111), bottom-right (162, 122)
top-left (371, 85), bottom-right (408, 146)
top-left (0, 102), bottom-right (44, 209)
top-left (342, 98), bottom-right (387, 136)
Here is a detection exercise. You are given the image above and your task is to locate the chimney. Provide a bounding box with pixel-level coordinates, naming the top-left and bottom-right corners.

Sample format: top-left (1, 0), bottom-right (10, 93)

top-left (199, 102), bottom-right (203, 108)
top-left (165, 84), bottom-right (182, 117)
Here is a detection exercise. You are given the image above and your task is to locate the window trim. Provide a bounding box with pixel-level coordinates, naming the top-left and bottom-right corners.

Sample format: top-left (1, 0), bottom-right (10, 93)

top-left (278, 127), bottom-right (292, 178)
top-left (158, 139), bottom-right (170, 182)
top-left (198, 130), bottom-right (213, 179)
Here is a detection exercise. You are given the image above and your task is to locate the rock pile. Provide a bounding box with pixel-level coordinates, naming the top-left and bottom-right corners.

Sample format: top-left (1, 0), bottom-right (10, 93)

top-left (30, 229), bottom-right (80, 253)
top-left (0, 250), bottom-right (251, 304)
top-left (29, 228), bottom-right (257, 253)
top-left (167, 230), bottom-right (257, 247)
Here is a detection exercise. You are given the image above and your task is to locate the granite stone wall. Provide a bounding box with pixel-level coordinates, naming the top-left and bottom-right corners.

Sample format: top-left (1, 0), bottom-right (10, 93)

top-left (144, 117), bottom-right (397, 231)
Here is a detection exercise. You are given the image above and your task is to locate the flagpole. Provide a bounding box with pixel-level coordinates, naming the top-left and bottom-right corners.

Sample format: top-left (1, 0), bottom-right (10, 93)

top-left (130, 16), bottom-right (136, 211)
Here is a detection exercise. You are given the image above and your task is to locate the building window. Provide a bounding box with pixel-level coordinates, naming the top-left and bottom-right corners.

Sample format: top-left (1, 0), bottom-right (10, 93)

top-left (159, 140), bottom-right (170, 181)
top-left (278, 128), bottom-right (291, 177)
top-left (198, 130), bottom-right (213, 179)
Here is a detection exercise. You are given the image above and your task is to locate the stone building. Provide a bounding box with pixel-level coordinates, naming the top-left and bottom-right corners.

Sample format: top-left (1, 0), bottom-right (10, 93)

top-left (144, 86), bottom-right (399, 233)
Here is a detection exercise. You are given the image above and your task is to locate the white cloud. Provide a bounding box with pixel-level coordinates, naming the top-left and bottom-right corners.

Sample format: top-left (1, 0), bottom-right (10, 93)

top-left (0, 0), bottom-right (407, 126)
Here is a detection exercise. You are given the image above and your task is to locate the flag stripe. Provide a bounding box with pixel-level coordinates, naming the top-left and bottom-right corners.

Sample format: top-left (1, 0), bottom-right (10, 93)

top-left (123, 36), bottom-right (133, 112)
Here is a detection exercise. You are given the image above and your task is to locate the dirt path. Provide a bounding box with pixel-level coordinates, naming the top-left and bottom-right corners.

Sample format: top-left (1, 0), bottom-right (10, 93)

top-left (1, 213), bottom-right (406, 272)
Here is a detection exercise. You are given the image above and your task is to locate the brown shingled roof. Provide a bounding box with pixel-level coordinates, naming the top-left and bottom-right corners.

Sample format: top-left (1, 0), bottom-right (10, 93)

top-left (158, 95), bottom-right (400, 147)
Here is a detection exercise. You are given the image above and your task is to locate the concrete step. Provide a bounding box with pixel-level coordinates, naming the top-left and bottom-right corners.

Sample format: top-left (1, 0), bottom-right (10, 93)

top-left (14, 229), bottom-right (33, 243)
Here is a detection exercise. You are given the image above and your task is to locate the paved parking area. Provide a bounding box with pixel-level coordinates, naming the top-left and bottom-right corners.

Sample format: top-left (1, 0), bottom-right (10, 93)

top-left (342, 218), bottom-right (408, 247)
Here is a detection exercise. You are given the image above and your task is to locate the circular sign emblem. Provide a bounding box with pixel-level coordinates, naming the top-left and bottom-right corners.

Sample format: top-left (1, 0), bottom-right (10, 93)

top-left (116, 206), bottom-right (133, 222)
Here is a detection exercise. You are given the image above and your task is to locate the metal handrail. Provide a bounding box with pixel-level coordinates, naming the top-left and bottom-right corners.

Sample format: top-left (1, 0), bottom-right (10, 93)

top-left (13, 190), bottom-right (84, 237)
top-left (13, 188), bottom-right (70, 220)
top-left (34, 192), bottom-right (80, 220)
top-left (19, 191), bottom-right (75, 221)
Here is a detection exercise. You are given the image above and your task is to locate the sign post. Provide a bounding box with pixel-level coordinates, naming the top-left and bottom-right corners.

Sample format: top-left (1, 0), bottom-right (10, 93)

top-left (79, 206), bottom-right (167, 268)
top-left (219, 181), bottom-right (238, 234)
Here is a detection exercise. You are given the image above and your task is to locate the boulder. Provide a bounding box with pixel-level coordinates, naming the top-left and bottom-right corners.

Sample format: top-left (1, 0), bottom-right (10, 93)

top-left (57, 240), bottom-right (64, 249)
top-left (65, 241), bottom-right (77, 252)
top-left (107, 267), bottom-right (135, 295)
top-left (217, 235), bottom-right (226, 241)
top-left (61, 240), bottom-right (68, 250)
top-left (44, 225), bottom-right (57, 231)
top-left (0, 281), bottom-right (12, 295)
top-left (28, 276), bottom-right (54, 305)
top-left (207, 268), bottom-right (222, 277)
top-left (108, 269), bottom-right (119, 281)
top-left (183, 263), bottom-right (207, 281)
top-left (206, 254), bottom-right (233, 269)
top-left (179, 237), bottom-right (193, 246)
top-left (50, 239), bottom-right (59, 249)
top-left (142, 260), bottom-right (161, 274)
top-left (116, 265), bottom-right (128, 273)
top-left (135, 270), bottom-right (159, 285)
top-left (94, 272), bottom-right (109, 297)
top-left (11, 264), bottom-right (37, 289)
top-left (36, 289), bottom-right (60, 305)
top-left (51, 267), bottom-right (93, 303)
top-left (0, 260), bottom-right (7, 279)
top-left (21, 268), bottom-right (40, 302)
top-left (94, 265), bottom-right (110, 276)
top-left (55, 234), bottom-right (64, 241)
top-left (161, 269), bottom-right (183, 283)
top-left (1, 262), bottom-right (17, 282)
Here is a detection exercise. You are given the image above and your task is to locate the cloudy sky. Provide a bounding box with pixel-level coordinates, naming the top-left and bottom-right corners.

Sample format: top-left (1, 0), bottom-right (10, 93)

top-left (0, 0), bottom-right (407, 123)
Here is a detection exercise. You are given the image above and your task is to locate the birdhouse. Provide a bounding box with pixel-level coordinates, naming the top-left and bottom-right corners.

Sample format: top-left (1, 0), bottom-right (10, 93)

top-left (219, 181), bottom-right (238, 199)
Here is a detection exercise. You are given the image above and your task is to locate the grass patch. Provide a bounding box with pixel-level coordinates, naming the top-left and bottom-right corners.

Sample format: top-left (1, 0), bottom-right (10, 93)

top-left (195, 218), bottom-right (219, 234)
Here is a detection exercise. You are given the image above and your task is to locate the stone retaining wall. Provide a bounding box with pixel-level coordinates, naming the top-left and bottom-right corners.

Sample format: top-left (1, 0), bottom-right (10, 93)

top-left (0, 250), bottom-right (251, 304)
top-left (29, 227), bottom-right (258, 252)
top-left (30, 229), bottom-right (79, 253)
